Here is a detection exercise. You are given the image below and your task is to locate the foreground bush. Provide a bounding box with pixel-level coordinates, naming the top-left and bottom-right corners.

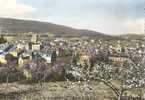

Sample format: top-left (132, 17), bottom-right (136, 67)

top-left (0, 66), bottom-right (24, 83)
top-left (21, 59), bottom-right (65, 82)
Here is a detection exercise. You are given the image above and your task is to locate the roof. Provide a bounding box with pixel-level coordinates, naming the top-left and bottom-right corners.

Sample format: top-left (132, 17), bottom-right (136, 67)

top-left (108, 52), bottom-right (128, 58)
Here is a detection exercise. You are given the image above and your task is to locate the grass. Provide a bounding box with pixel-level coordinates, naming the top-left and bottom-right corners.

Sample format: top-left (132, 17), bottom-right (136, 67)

top-left (0, 81), bottom-right (142, 100)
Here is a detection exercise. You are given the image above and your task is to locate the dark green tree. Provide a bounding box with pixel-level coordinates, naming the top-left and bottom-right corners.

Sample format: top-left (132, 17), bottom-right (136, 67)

top-left (0, 35), bottom-right (7, 44)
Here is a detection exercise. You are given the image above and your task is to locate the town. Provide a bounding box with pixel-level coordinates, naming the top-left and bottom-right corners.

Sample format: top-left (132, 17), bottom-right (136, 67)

top-left (0, 33), bottom-right (144, 99)
top-left (0, 33), bottom-right (144, 67)
top-left (0, 0), bottom-right (144, 99)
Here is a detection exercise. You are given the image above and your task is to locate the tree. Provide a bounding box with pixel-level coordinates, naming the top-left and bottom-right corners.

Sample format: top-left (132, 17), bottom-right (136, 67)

top-left (65, 59), bottom-right (93, 91)
top-left (21, 58), bottom-right (49, 88)
top-left (48, 32), bottom-right (54, 40)
top-left (0, 54), bottom-right (22, 86)
top-left (91, 54), bottom-right (145, 100)
top-left (22, 58), bottom-right (66, 87)
top-left (0, 35), bottom-right (7, 44)
top-left (66, 49), bottom-right (145, 99)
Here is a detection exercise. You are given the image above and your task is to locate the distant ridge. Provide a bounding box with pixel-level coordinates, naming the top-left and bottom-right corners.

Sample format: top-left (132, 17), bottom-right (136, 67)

top-left (0, 17), bottom-right (105, 37)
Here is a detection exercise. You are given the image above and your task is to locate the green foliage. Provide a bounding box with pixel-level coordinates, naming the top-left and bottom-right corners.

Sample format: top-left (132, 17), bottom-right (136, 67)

top-left (48, 32), bottom-right (54, 39)
top-left (0, 35), bottom-right (7, 44)
top-left (72, 53), bottom-right (80, 65)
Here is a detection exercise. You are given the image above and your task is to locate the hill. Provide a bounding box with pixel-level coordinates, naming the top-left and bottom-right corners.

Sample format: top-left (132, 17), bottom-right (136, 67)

top-left (0, 18), bottom-right (104, 37)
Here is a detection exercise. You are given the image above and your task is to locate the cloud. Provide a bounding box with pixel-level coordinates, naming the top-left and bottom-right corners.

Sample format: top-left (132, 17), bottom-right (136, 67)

top-left (0, 0), bottom-right (144, 34)
top-left (125, 19), bottom-right (144, 28)
top-left (124, 18), bottom-right (144, 34)
top-left (0, 0), bottom-right (35, 17)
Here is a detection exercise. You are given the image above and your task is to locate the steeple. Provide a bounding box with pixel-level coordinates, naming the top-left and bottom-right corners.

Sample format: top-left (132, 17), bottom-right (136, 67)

top-left (31, 34), bottom-right (39, 43)
top-left (116, 40), bottom-right (121, 53)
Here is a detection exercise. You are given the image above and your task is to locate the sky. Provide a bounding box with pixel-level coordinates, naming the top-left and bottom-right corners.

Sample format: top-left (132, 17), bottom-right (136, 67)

top-left (0, 0), bottom-right (144, 35)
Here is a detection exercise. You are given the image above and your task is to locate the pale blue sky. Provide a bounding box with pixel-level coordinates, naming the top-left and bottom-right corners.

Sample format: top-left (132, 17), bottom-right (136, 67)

top-left (0, 0), bottom-right (144, 34)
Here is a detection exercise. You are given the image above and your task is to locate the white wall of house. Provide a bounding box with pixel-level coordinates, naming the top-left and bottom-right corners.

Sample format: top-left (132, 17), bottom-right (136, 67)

top-left (17, 43), bottom-right (29, 50)
top-left (32, 44), bottom-right (40, 51)
top-left (42, 54), bottom-right (52, 63)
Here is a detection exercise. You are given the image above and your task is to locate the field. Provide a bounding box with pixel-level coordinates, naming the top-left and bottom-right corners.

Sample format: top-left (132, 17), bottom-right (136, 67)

top-left (0, 81), bottom-right (141, 100)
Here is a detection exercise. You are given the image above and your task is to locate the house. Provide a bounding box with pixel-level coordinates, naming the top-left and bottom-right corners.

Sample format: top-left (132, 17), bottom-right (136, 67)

top-left (18, 52), bottom-right (32, 67)
top-left (3, 53), bottom-right (18, 66)
top-left (41, 50), bottom-right (57, 63)
top-left (8, 47), bottom-right (18, 57)
top-left (18, 56), bottom-right (31, 67)
top-left (41, 41), bottom-right (51, 50)
top-left (31, 34), bottom-right (39, 43)
top-left (17, 42), bottom-right (29, 51)
top-left (31, 43), bottom-right (41, 51)
top-left (32, 50), bottom-right (57, 64)
top-left (95, 51), bottom-right (109, 62)
top-left (29, 34), bottom-right (41, 51)
top-left (41, 53), bottom-right (52, 63)
top-left (108, 53), bottom-right (129, 66)
top-left (0, 44), bottom-right (5, 53)
top-left (109, 56), bottom-right (128, 63)
top-left (0, 53), bottom-right (7, 64)
top-left (0, 43), bottom-right (10, 53)
top-left (78, 51), bottom-right (91, 67)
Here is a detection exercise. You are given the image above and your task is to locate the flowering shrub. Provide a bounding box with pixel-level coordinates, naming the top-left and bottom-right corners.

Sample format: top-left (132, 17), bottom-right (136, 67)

top-left (65, 51), bottom-right (145, 100)
top-left (22, 58), bottom-right (66, 81)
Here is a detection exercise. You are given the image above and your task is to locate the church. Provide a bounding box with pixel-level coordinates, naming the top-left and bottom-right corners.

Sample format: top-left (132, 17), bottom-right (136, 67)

top-left (29, 34), bottom-right (41, 51)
